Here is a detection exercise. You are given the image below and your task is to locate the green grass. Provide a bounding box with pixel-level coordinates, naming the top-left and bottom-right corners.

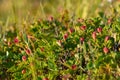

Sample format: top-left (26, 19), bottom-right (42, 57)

top-left (0, 0), bottom-right (120, 22)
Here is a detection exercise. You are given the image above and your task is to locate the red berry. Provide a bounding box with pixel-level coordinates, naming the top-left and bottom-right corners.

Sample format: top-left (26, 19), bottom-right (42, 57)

top-left (63, 33), bottom-right (68, 40)
top-left (69, 28), bottom-right (74, 34)
top-left (42, 78), bottom-right (49, 80)
top-left (97, 27), bottom-right (102, 33)
top-left (71, 65), bottom-right (77, 70)
top-left (14, 37), bottom-right (19, 44)
top-left (92, 31), bottom-right (96, 40)
top-left (48, 16), bottom-right (53, 21)
top-left (80, 25), bottom-right (86, 31)
top-left (103, 47), bottom-right (109, 54)
top-left (22, 69), bottom-right (26, 74)
top-left (80, 37), bottom-right (84, 43)
top-left (22, 56), bottom-right (27, 61)
top-left (105, 36), bottom-right (110, 42)
top-left (25, 49), bottom-right (31, 55)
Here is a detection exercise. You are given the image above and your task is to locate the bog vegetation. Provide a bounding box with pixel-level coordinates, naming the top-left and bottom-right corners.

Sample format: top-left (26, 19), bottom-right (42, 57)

top-left (0, 0), bottom-right (120, 80)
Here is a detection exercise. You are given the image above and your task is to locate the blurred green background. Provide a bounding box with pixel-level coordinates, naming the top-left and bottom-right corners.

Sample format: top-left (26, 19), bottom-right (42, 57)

top-left (0, 0), bottom-right (120, 26)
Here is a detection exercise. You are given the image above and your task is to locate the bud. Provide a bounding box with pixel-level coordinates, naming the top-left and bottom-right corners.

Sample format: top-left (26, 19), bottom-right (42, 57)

top-left (63, 33), bottom-right (68, 40)
top-left (48, 16), bottom-right (53, 21)
top-left (71, 65), bottom-right (77, 70)
top-left (103, 47), bottom-right (109, 54)
top-left (80, 25), bottom-right (86, 31)
top-left (69, 28), bottom-right (74, 34)
top-left (97, 27), bottom-right (102, 33)
top-left (42, 78), bottom-right (49, 80)
top-left (14, 37), bottom-right (19, 44)
top-left (80, 37), bottom-right (84, 43)
top-left (22, 69), bottom-right (26, 74)
top-left (92, 31), bottom-right (96, 40)
top-left (105, 36), bottom-right (110, 42)
top-left (22, 56), bottom-right (27, 61)
top-left (25, 49), bottom-right (31, 55)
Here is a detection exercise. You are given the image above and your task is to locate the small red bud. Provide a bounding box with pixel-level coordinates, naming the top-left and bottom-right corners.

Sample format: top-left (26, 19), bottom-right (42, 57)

top-left (69, 28), bottom-right (74, 34)
top-left (97, 27), bottom-right (102, 33)
top-left (25, 49), bottom-right (31, 55)
top-left (48, 16), bottom-right (53, 21)
top-left (103, 47), bottom-right (109, 54)
top-left (92, 31), bottom-right (96, 40)
top-left (63, 33), bottom-right (68, 40)
top-left (80, 26), bottom-right (86, 31)
top-left (105, 36), bottom-right (110, 42)
top-left (80, 37), bottom-right (84, 43)
top-left (71, 65), bottom-right (77, 70)
top-left (14, 37), bottom-right (19, 44)
top-left (42, 78), bottom-right (49, 80)
top-left (22, 56), bottom-right (27, 61)
top-left (22, 69), bottom-right (26, 74)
